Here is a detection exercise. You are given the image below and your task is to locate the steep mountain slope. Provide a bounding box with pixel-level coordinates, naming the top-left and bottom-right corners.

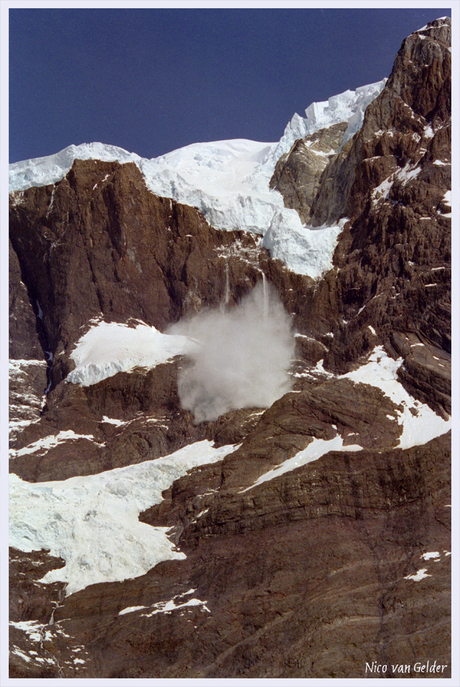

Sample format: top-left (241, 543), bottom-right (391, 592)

top-left (8, 18), bottom-right (451, 679)
top-left (9, 80), bottom-right (386, 279)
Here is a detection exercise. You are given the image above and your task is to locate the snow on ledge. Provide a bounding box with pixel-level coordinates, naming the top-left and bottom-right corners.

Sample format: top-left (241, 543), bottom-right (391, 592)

top-left (67, 320), bottom-right (198, 386)
top-left (118, 605), bottom-right (148, 616)
top-left (8, 142), bottom-right (142, 193)
top-left (404, 568), bottom-right (431, 582)
top-left (142, 595), bottom-right (210, 617)
top-left (118, 594), bottom-right (211, 617)
top-left (9, 430), bottom-right (101, 459)
top-left (342, 346), bottom-right (451, 449)
top-left (241, 435), bottom-right (362, 492)
top-left (421, 551), bottom-right (441, 561)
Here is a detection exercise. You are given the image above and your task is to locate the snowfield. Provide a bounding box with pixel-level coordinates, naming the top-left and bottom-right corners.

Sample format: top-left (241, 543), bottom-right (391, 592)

top-left (67, 320), bottom-right (198, 386)
top-left (9, 441), bottom-right (236, 595)
top-left (9, 80), bottom-right (386, 279)
top-left (342, 347), bottom-right (451, 449)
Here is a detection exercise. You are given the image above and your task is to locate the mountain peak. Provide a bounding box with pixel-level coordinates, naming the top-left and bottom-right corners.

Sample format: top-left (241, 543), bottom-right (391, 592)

top-left (8, 18), bottom-right (452, 679)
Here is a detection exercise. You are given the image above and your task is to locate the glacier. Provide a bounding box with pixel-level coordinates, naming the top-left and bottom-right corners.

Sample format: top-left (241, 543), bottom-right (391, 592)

top-left (9, 80), bottom-right (386, 279)
top-left (9, 441), bottom-right (237, 596)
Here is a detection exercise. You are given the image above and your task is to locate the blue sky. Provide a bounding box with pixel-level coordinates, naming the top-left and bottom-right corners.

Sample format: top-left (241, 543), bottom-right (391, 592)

top-left (9, 5), bottom-right (452, 163)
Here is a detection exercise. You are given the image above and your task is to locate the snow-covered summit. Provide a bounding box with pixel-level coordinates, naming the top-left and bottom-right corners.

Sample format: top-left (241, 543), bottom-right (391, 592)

top-left (268, 79), bottom-right (386, 164)
top-left (9, 80), bottom-right (386, 278)
top-left (9, 142), bottom-right (142, 194)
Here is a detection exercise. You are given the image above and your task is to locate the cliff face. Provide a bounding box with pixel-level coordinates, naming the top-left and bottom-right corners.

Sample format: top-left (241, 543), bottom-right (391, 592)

top-left (309, 17), bottom-right (451, 227)
top-left (323, 18), bottom-right (451, 418)
top-left (269, 121), bottom-right (348, 224)
top-left (270, 17), bottom-right (451, 415)
top-left (9, 18), bottom-right (451, 679)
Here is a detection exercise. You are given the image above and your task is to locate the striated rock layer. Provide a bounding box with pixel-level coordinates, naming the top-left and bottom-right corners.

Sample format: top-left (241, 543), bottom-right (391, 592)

top-left (9, 18), bottom-right (451, 679)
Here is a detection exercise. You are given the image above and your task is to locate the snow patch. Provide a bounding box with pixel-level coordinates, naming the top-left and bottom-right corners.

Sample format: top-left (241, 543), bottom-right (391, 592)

top-left (372, 175), bottom-right (394, 203)
top-left (397, 162), bottom-right (422, 185)
top-left (343, 346), bottom-right (450, 448)
top-left (11, 648), bottom-right (32, 663)
top-left (241, 436), bottom-right (362, 492)
top-left (68, 320), bottom-right (197, 386)
top-left (9, 358), bottom-right (47, 375)
top-left (371, 162), bottom-right (423, 207)
top-left (141, 595), bottom-right (210, 617)
top-left (101, 416), bottom-right (127, 426)
top-left (118, 605), bottom-right (147, 616)
top-left (9, 440), bottom-right (236, 595)
top-left (421, 551), bottom-right (441, 561)
top-left (404, 568), bottom-right (431, 582)
top-left (10, 620), bottom-right (54, 644)
top-left (439, 190), bottom-right (452, 217)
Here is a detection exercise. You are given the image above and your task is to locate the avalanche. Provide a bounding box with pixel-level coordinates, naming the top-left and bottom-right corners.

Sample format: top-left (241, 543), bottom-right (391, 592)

top-left (67, 323), bottom-right (451, 451)
top-left (9, 80), bottom-right (386, 279)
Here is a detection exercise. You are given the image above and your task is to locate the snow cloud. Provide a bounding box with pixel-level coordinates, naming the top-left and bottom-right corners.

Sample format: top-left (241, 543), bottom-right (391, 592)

top-left (168, 280), bottom-right (295, 422)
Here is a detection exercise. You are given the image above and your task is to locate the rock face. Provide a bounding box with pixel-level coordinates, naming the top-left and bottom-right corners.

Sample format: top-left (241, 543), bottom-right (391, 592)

top-left (310, 17), bottom-right (451, 227)
top-left (269, 18), bottom-right (451, 416)
top-left (270, 121), bottom-right (348, 224)
top-left (9, 18), bottom-right (451, 680)
top-left (9, 160), bottom-right (271, 386)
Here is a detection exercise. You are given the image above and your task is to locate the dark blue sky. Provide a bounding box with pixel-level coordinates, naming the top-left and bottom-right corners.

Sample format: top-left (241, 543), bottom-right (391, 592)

top-left (9, 6), bottom-right (452, 163)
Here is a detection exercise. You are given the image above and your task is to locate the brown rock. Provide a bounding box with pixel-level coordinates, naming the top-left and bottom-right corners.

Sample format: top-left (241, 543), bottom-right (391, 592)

top-left (18, 433), bottom-right (449, 679)
top-left (9, 160), bottom-right (270, 388)
top-left (8, 17), bottom-right (451, 681)
top-left (270, 121), bottom-right (348, 223)
top-left (9, 238), bottom-right (44, 360)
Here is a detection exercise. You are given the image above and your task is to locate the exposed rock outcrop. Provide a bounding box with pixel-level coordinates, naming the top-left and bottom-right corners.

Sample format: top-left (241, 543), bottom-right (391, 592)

top-left (264, 18), bottom-right (451, 420)
top-left (11, 432), bottom-right (451, 679)
top-left (270, 121), bottom-right (348, 224)
top-left (310, 17), bottom-right (451, 227)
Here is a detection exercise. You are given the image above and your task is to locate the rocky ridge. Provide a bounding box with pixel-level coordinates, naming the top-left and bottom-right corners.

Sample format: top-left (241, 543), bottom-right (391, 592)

top-left (9, 18), bottom-right (451, 679)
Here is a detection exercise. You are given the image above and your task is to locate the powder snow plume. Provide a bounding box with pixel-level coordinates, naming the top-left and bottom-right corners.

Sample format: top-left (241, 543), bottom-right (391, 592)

top-left (168, 280), bottom-right (295, 422)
